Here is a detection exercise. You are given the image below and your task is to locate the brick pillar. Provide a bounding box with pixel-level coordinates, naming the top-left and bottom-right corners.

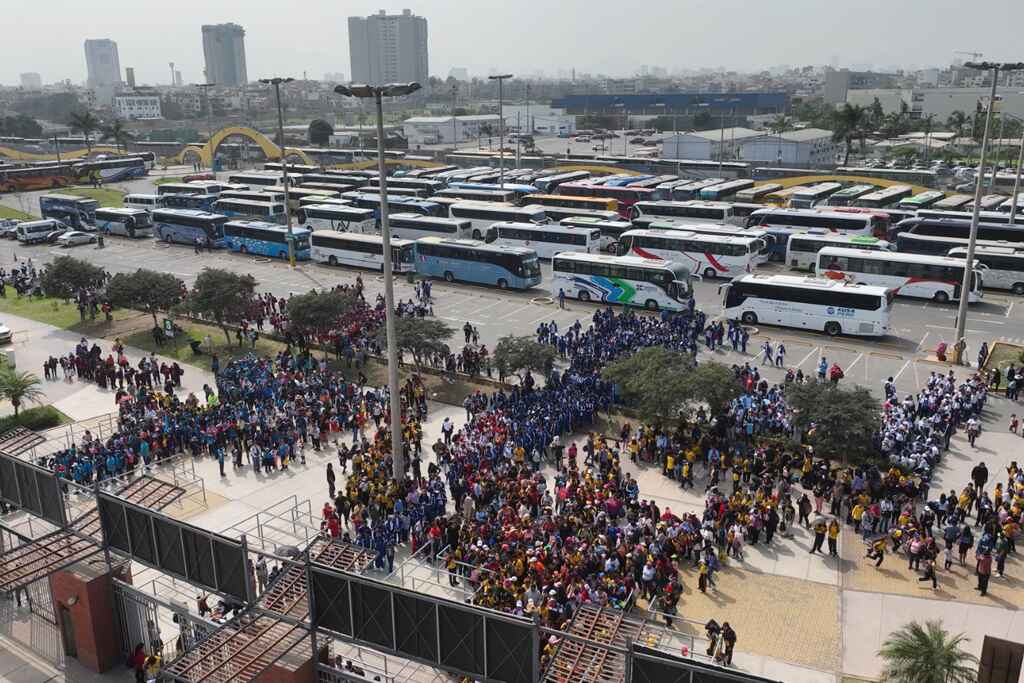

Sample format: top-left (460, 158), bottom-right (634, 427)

top-left (255, 643), bottom-right (327, 683)
top-left (48, 562), bottom-right (131, 674)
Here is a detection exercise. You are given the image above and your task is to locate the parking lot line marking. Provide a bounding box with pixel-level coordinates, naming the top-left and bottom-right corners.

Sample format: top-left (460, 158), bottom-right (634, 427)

top-left (1007, 303), bottom-right (1016, 318)
top-left (498, 304), bottom-right (534, 320)
top-left (893, 358), bottom-right (913, 384)
top-left (795, 346), bottom-right (819, 369)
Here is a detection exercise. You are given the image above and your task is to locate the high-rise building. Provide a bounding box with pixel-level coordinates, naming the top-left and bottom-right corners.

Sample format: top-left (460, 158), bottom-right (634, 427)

top-left (125, 67), bottom-right (136, 89)
top-left (84, 39), bottom-right (122, 106)
top-left (348, 9), bottom-right (428, 86)
top-left (174, 71), bottom-right (183, 87)
top-left (19, 72), bottom-right (42, 90)
top-left (201, 23), bottom-right (248, 86)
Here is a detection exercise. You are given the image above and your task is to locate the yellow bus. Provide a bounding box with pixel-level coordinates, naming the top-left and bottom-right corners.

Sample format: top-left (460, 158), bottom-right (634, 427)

top-left (763, 185), bottom-right (809, 207)
top-left (521, 193), bottom-right (618, 214)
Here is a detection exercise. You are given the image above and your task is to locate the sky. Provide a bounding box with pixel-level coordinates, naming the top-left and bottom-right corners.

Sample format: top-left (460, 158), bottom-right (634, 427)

top-left (6, 0), bottom-right (1024, 87)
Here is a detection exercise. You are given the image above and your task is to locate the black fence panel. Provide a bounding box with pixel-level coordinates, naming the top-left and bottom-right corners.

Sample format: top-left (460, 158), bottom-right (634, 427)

top-left (0, 457), bottom-right (16, 503)
top-left (153, 517), bottom-right (185, 577)
top-left (14, 464), bottom-right (40, 517)
top-left (212, 538), bottom-right (246, 601)
top-left (485, 617), bottom-right (534, 683)
top-left (125, 507), bottom-right (156, 565)
top-left (633, 647), bottom-right (782, 683)
top-left (182, 529), bottom-right (216, 589)
top-left (98, 496), bottom-right (129, 552)
top-left (310, 568), bottom-right (352, 636)
top-left (351, 581), bottom-right (394, 650)
top-left (438, 605), bottom-right (484, 678)
top-left (37, 471), bottom-right (63, 525)
top-left (393, 593), bottom-right (438, 664)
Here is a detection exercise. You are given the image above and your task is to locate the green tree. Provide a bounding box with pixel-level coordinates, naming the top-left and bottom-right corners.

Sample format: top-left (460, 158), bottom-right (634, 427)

top-left (308, 119), bottom-right (334, 146)
top-left (105, 269), bottom-right (184, 327)
top-left (68, 110), bottom-right (100, 152)
top-left (868, 97), bottom-right (885, 129)
top-left (101, 118), bottom-right (134, 154)
top-left (379, 317), bottom-right (454, 368)
top-left (946, 110), bottom-right (968, 138)
top-left (686, 362), bottom-right (742, 417)
top-left (0, 369), bottom-right (45, 417)
top-left (160, 97), bottom-right (186, 121)
top-left (768, 115), bottom-right (791, 136)
top-left (492, 335), bottom-right (557, 384)
top-left (878, 620), bottom-right (977, 683)
top-left (12, 93), bottom-right (82, 122)
top-left (39, 256), bottom-right (106, 301)
top-left (830, 103), bottom-right (869, 165)
top-left (0, 114), bottom-right (43, 138)
top-left (285, 289), bottom-right (357, 352)
top-left (880, 111), bottom-right (908, 140)
top-left (784, 381), bottom-right (879, 461)
top-left (692, 110), bottom-right (713, 129)
top-left (602, 347), bottom-right (693, 428)
top-left (187, 268), bottom-right (257, 344)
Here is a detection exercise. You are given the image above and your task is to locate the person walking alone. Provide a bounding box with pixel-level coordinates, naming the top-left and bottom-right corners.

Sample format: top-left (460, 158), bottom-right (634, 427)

top-left (326, 463), bottom-right (336, 499)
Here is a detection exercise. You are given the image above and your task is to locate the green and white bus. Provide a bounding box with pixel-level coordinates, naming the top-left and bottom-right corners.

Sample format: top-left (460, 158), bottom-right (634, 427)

top-left (826, 184), bottom-right (876, 207)
top-left (550, 252), bottom-right (692, 311)
top-left (898, 190), bottom-right (945, 211)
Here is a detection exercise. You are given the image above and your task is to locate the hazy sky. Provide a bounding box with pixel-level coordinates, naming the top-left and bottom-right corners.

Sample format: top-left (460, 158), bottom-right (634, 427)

top-left (7, 0), bottom-right (1024, 86)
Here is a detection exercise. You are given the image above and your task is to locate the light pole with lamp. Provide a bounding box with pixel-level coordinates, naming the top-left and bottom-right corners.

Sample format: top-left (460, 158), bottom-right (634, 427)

top-left (954, 61), bottom-right (1024, 364)
top-left (1010, 114), bottom-right (1024, 224)
top-left (334, 82), bottom-right (422, 481)
top-left (259, 77), bottom-right (296, 266)
top-left (488, 74), bottom-right (513, 189)
top-left (195, 82), bottom-right (216, 169)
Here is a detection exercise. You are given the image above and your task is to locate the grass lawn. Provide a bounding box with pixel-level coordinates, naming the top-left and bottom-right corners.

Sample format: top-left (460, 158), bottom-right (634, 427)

top-left (123, 321), bottom-right (290, 374)
top-left (983, 341), bottom-right (1024, 376)
top-left (0, 295), bottom-right (135, 333)
top-left (0, 205), bottom-right (35, 221)
top-left (0, 405), bottom-right (71, 432)
top-left (64, 187), bottom-right (125, 207)
top-left (154, 177), bottom-right (184, 185)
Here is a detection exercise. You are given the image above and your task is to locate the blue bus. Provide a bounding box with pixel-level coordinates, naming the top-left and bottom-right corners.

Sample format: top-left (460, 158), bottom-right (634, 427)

top-left (39, 194), bottom-right (98, 229)
top-left (73, 156), bottom-right (148, 183)
top-left (342, 192), bottom-right (443, 218)
top-left (162, 193), bottom-right (219, 212)
top-left (152, 209), bottom-right (228, 247)
top-left (223, 221), bottom-right (311, 260)
top-left (413, 236), bottom-right (541, 290)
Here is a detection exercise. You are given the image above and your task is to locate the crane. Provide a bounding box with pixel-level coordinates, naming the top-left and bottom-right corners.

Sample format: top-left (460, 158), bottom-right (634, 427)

top-left (955, 51), bottom-right (984, 61)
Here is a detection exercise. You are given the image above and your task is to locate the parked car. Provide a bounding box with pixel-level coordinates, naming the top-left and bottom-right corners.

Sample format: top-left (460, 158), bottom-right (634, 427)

top-left (0, 321), bottom-right (12, 344)
top-left (0, 220), bottom-right (20, 239)
top-left (57, 230), bottom-right (96, 247)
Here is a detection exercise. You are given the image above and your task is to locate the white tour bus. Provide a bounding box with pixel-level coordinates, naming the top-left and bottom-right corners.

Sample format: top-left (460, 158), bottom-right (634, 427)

top-left (947, 245), bottom-right (1024, 294)
top-left (559, 216), bottom-right (633, 252)
top-left (635, 219), bottom-right (775, 264)
top-left (721, 274), bottom-right (892, 337)
top-left (618, 228), bottom-right (762, 279)
top-left (485, 222), bottom-right (601, 259)
top-left (310, 230), bottom-right (415, 273)
top-left (816, 247), bottom-right (983, 303)
top-left (295, 204), bottom-right (376, 234)
top-left (388, 213), bottom-right (472, 241)
top-left (298, 196), bottom-right (350, 209)
top-left (550, 252), bottom-right (692, 311)
top-left (123, 193), bottom-right (165, 213)
top-left (631, 200), bottom-right (733, 224)
top-left (786, 231), bottom-right (891, 271)
top-left (94, 207), bottom-right (154, 238)
top-left (450, 201), bottom-right (547, 239)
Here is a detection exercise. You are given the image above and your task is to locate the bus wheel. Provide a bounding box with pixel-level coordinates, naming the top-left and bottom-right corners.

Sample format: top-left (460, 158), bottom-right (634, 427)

top-left (472, 230), bottom-right (482, 240)
top-left (328, 256), bottom-right (338, 266)
top-left (741, 311), bottom-right (758, 325)
top-left (645, 299), bottom-right (659, 311)
top-left (1013, 282), bottom-right (1024, 295)
top-left (824, 321), bottom-right (842, 337)
top-left (703, 267), bottom-right (716, 279)
top-left (497, 278), bottom-right (508, 290)
top-left (444, 271), bottom-right (455, 283)
top-left (239, 245), bottom-right (248, 254)
top-left (934, 291), bottom-right (950, 304)
top-left (578, 290), bottom-right (591, 302)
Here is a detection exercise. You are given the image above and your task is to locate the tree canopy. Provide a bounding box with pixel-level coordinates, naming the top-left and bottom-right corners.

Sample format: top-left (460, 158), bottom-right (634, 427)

top-left (105, 269), bottom-right (184, 327)
top-left (379, 317), bottom-right (454, 368)
top-left (878, 620), bottom-right (977, 683)
top-left (784, 380), bottom-right (879, 461)
top-left (308, 119), bottom-right (334, 146)
top-left (40, 256), bottom-right (106, 300)
top-left (285, 289), bottom-right (357, 349)
top-left (187, 268), bottom-right (257, 344)
top-left (0, 114), bottom-right (42, 139)
top-left (493, 335), bottom-right (557, 384)
top-left (830, 103), bottom-right (868, 165)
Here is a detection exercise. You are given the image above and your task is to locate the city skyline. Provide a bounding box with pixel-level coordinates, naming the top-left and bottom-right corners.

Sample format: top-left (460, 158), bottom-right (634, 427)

top-left (3, 0), bottom-right (1024, 87)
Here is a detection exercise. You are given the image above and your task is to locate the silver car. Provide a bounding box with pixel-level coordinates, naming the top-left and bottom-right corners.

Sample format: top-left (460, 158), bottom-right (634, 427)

top-left (57, 230), bottom-right (97, 247)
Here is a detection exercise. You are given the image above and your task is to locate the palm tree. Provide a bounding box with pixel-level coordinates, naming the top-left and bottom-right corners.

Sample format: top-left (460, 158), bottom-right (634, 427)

top-left (101, 118), bottom-right (134, 154)
top-left (880, 111), bottom-right (908, 141)
top-left (0, 369), bottom-right (45, 417)
top-left (947, 110), bottom-right (968, 139)
top-left (68, 110), bottom-right (100, 153)
top-left (878, 620), bottom-right (977, 683)
top-left (769, 115), bottom-right (791, 164)
top-left (831, 103), bottom-right (868, 165)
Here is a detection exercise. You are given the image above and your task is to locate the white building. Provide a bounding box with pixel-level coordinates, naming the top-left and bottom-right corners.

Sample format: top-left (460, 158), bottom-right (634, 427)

top-left (348, 9), bottom-right (428, 85)
top-left (84, 38), bottom-right (121, 106)
top-left (739, 128), bottom-right (838, 165)
top-left (660, 127), bottom-right (764, 161)
top-left (403, 114), bottom-right (503, 147)
top-left (19, 72), bottom-right (42, 90)
top-left (500, 105), bottom-right (575, 136)
top-left (202, 23), bottom-right (248, 87)
top-left (114, 95), bottom-right (162, 120)
top-left (847, 87), bottom-right (1024, 122)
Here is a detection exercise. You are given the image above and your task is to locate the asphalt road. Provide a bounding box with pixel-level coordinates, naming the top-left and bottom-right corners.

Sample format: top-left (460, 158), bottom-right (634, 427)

top-left (2, 169), bottom-right (1022, 404)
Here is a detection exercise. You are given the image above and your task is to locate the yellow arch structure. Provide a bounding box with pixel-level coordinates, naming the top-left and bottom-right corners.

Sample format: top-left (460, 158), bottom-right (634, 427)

top-left (764, 174), bottom-right (935, 195)
top-left (166, 126), bottom-right (313, 166)
top-left (327, 158), bottom-right (444, 171)
top-left (0, 145), bottom-right (124, 162)
top-left (549, 164), bottom-right (641, 176)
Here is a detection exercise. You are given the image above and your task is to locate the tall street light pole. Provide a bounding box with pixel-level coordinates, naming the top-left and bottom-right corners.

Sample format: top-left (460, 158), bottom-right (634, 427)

top-left (451, 83), bottom-right (458, 150)
top-left (955, 61), bottom-right (1024, 364)
top-left (489, 74), bottom-right (513, 190)
top-left (335, 82), bottom-right (422, 482)
top-left (260, 77), bottom-right (296, 266)
top-left (195, 82), bottom-right (217, 169)
top-left (1010, 121), bottom-right (1024, 225)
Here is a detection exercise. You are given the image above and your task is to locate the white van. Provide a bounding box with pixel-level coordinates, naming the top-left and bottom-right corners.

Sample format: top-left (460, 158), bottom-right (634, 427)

top-left (17, 219), bottom-right (65, 244)
top-left (124, 194), bottom-right (165, 212)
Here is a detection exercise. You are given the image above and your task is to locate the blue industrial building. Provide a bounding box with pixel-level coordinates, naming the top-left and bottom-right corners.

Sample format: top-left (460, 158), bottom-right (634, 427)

top-left (549, 92), bottom-right (788, 116)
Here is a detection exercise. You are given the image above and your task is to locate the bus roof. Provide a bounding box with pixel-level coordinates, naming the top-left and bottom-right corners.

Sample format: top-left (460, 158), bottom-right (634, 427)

top-left (214, 198), bottom-right (284, 207)
top-left (792, 182), bottom-right (843, 198)
top-left (622, 228), bottom-right (760, 245)
top-left (734, 183), bottom-right (783, 198)
top-left (95, 207), bottom-right (149, 216)
top-left (302, 203), bottom-right (374, 215)
top-left (464, 202), bottom-right (545, 213)
top-left (732, 273), bottom-right (890, 295)
top-left (153, 209), bottom-right (225, 219)
top-left (559, 216), bottom-right (631, 228)
top-left (819, 246), bottom-right (976, 267)
top-left (553, 251), bottom-right (691, 272)
top-left (311, 230), bottom-right (412, 247)
top-left (791, 232), bottom-right (884, 245)
top-left (226, 220), bottom-right (309, 234)
top-left (416, 235), bottom-right (536, 256)
top-left (859, 185), bottom-right (913, 199)
top-left (42, 193), bottom-right (97, 203)
top-left (389, 213), bottom-right (469, 226)
top-left (830, 184), bottom-right (877, 197)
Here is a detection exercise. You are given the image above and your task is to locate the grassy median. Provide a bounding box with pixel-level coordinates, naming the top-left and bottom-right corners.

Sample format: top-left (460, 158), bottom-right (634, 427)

top-left (64, 187), bottom-right (125, 207)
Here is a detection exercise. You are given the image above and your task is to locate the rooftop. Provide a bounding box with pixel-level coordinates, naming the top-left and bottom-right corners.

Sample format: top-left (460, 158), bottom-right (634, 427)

top-left (404, 114), bottom-right (501, 124)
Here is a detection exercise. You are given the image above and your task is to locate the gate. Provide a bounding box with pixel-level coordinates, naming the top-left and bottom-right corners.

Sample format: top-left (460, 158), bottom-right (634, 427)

top-left (0, 530), bottom-right (64, 668)
top-left (111, 579), bottom-right (216, 663)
